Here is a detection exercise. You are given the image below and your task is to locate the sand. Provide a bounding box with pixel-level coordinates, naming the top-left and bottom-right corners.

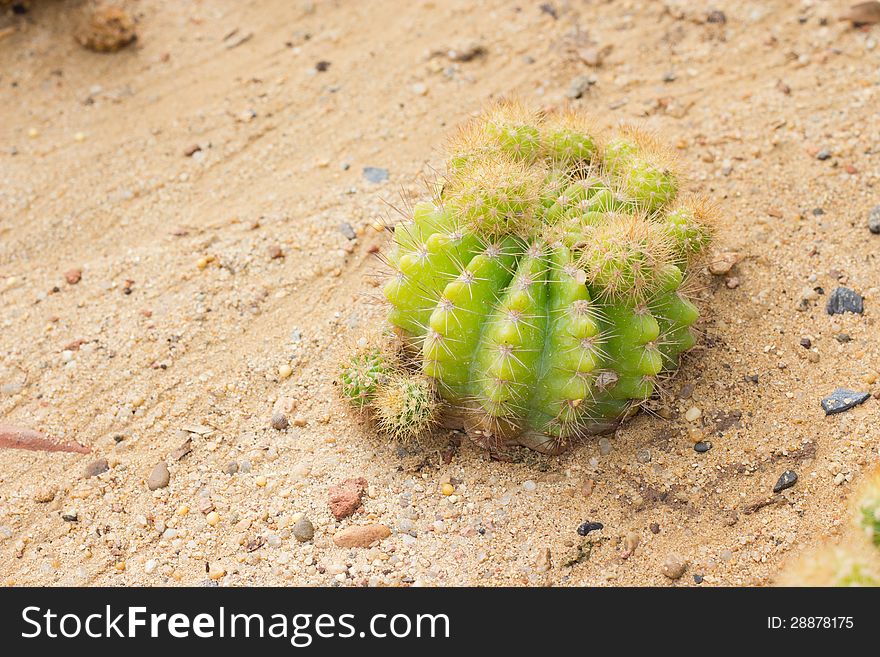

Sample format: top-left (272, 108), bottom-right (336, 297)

top-left (1, 0), bottom-right (878, 587)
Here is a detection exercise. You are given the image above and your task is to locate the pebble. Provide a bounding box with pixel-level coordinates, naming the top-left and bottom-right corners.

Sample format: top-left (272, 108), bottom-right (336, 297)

top-left (684, 406), bottom-right (702, 422)
top-left (636, 448), bottom-right (652, 463)
top-left (693, 574), bottom-right (704, 584)
top-left (773, 470), bottom-right (798, 493)
top-left (565, 75), bottom-right (595, 99)
top-left (826, 287), bottom-right (864, 315)
top-left (292, 517), bottom-right (315, 542)
top-left (869, 205), bottom-right (880, 235)
top-left (535, 547), bottom-right (552, 572)
top-left (278, 363), bottom-right (293, 379)
top-left (208, 566), bottom-right (226, 580)
top-left (62, 509), bottom-right (78, 522)
top-left (598, 437), bottom-right (612, 455)
top-left (649, 522), bottom-right (661, 534)
top-left (144, 559), bottom-right (158, 574)
top-left (577, 521), bottom-right (604, 536)
top-left (821, 388), bottom-right (871, 415)
top-left (328, 477), bottom-right (367, 520)
top-left (693, 441), bottom-right (712, 453)
top-left (362, 167), bottom-right (389, 184)
top-left (440, 482), bottom-right (455, 496)
top-left (708, 251), bottom-right (741, 275)
top-left (522, 480), bottom-right (537, 492)
top-left (147, 461), bottom-right (170, 490)
top-left (270, 412), bottom-right (289, 430)
top-left (333, 524), bottom-right (391, 548)
top-left (339, 222), bottom-right (356, 240)
top-left (34, 487), bottom-right (56, 503)
top-left (661, 553), bottom-right (687, 579)
top-left (83, 457), bottom-right (109, 478)
top-left (64, 268), bottom-right (82, 285)
top-left (816, 149), bottom-right (832, 161)
top-left (224, 461), bottom-right (239, 475)
top-left (206, 511), bottom-right (220, 527)
top-left (411, 82), bottom-right (428, 96)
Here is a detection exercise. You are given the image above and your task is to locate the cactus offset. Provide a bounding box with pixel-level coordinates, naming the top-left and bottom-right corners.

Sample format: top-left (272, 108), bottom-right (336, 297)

top-left (354, 101), bottom-right (715, 452)
top-left (339, 347), bottom-right (389, 409)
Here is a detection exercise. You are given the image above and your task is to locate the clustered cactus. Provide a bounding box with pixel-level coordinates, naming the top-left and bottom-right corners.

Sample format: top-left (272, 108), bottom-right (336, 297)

top-left (341, 101), bottom-right (715, 451)
top-left (780, 467), bottom-right (880, 586)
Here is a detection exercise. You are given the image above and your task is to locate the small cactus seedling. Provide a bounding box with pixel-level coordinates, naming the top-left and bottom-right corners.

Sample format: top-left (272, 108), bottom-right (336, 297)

top-left (339, 347), bottom-right (389, 409)
top-left (348, 101), bottom-right (716, 452)
top-left (373, 372), bottom-right (438, 441)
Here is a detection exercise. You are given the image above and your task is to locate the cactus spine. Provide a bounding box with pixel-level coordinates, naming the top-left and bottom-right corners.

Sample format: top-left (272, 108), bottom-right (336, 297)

top-left (350, 101), bottom-right (715, 452)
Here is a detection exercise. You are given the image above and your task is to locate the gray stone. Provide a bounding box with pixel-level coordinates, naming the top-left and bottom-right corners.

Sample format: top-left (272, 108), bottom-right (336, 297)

top-left (826, 287), bottom-right (864, 315)
top-left (292, 517), bottom-right (315, 543)
top-left (83, 458), bottom-right (109, 478)
top-left (821, 388), bottom-right (870, 415)
top-left (362, 167), bottom-right (389, 184)
top-left (147, 461), bottom-right (170, 490)
top-left (565, 74), bottom-right (596, 99)
top-left (868, 205), bottom-right (880, 234)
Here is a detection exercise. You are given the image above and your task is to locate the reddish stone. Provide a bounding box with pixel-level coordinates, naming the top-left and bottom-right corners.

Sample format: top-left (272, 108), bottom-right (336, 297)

top-left (328, 477), bottom-right (367, 520)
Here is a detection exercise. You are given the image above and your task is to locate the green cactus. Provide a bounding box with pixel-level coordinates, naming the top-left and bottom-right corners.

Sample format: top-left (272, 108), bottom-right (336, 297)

top-left (339, 347), bottom-right (389, 408)
top-left (779, 467), bottom-right (880, 586)
top-left (856, 468), bottom-right (880, 547)
top-left (372, 372), bottom-right (439, 442)
top-left (375, 101), bottom-right (714, 453)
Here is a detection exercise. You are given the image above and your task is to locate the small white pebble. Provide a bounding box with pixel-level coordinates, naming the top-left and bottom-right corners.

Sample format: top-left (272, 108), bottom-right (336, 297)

top-left (684, 406), bottom-right (702, 422)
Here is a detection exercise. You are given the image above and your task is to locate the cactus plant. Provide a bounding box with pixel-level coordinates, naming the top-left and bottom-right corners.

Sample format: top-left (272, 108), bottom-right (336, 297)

top-left (348, 101), bottom-right (715, 452)
top-left (779, 466), bottom-right (880, 586)
top-left (339, 346), bottom-right (389, 409)
top-left (856, 467), bottom-right (880, 547)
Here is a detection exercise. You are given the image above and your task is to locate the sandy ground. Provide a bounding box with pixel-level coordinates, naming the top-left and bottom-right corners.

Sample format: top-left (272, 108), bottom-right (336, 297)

top-left (1, 0), bottom-right (879, 587)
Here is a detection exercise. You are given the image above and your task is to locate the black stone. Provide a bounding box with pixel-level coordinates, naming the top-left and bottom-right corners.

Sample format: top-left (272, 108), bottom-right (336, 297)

top-left (821, 388), bottom-right (871, 415)
top-left (835, 333), bottom-right (852, 344)
top-left (799, 337), bottom-right (811, 349)
top-left (773, 470), bottom-right (798, 493)
top-left (577, 521), bottom-right (604, 536)
top-left (816, 149), bottom-right (832, 161)
top-left (826, 287), bottom-right (864, 315)
top-left (694, 441), bottom-right (712, 453)
top-left (706, 9), bottom-right (726, 23)
top-left (693, 574), bottom-right (704, 584)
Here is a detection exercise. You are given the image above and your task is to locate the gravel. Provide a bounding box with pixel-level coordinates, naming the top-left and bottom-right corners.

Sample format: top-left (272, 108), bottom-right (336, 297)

top-left (147, 461), bottom-right (170, 490)
top-left (826, 287), bottom-right (864, 315)
top-left (773, 470), bottom-right (798, 493)
top-left (869, 205), bottom-right (880, 234)
top-left (821, 388), bottom-right (871, 415)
